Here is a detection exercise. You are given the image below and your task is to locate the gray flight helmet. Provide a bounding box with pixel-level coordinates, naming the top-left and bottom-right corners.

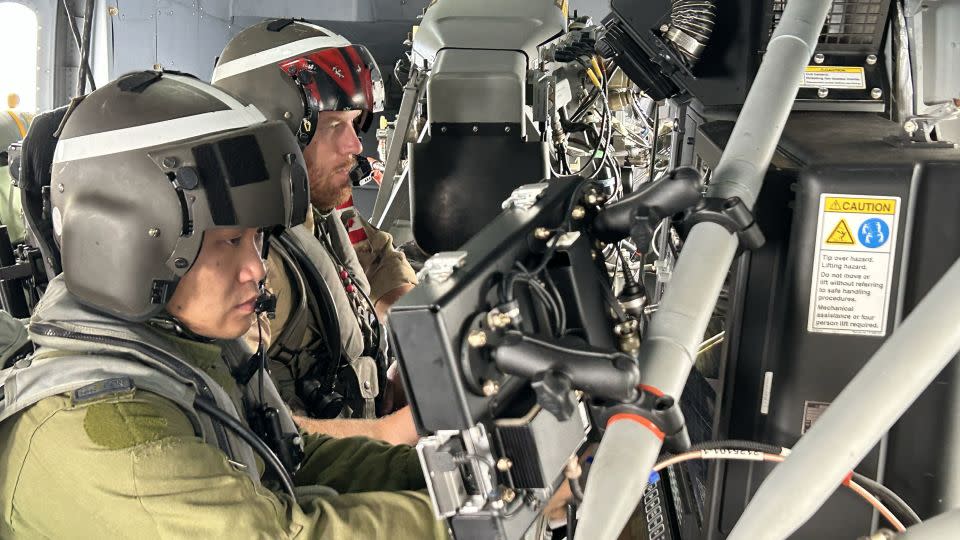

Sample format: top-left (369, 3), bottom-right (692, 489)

top-left (212, 19), bottom-right (385, 147)
top-left (51, 71), bottom-right (309, 321)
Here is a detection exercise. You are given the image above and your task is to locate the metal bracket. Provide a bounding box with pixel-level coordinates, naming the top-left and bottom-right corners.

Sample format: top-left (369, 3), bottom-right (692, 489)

top-left (419, 251), bottom-right (468, 283)
top-left (501, 182), bottom-right (549, 211)
top-left (590, 391), bottom-right (691, 453)
top-left (686, 196), bottom-right (765, 252)
top-left (889, 99), bottom-right (960, 146)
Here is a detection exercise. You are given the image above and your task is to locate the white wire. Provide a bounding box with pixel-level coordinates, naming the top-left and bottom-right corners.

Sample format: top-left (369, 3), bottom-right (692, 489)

top-left (651, 220), bottom-right (665, 257)
top-left (588, 80), bottom-right (615, 181)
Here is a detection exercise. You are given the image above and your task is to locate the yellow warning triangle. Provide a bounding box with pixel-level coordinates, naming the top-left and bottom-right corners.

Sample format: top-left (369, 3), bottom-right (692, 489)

top-left (826, 219), bottom-right (855, 245)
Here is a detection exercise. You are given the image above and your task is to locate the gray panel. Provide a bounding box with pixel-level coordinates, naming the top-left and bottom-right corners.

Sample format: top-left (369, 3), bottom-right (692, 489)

top-left (156, 0), bottom-right (232, 77)
top-left (18, 0), bottom-right (58, 110)
top-left (569, 0), bottom-right (611, 22)
top-left (229, 0), bottom-right (365, 21)
top-left (157, 0), bottom-right (201, 72)
top-left (109, 12), bottom-right (157, 76)
top-left (916, 0), bottom-right (960, 106)
top-left (412, 0), bottom-right (566, 65)
top-left (371, 0), bottom-right (429, 21)
top-left (198, 0), bottom-right (234, 21)
top-left (115, 0), bottom-right (158, 18)
top-left (427, 49), bottom-right (526, 125)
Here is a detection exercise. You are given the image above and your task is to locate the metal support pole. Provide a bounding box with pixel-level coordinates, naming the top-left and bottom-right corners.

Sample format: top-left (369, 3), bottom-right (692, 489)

top-left (574, 1), bottom-right (832, 538)
top-left (938, 354), bottom-right (960, 510)
top-left (728, 258), bottom-right (960, 539)
top-left (577, 418), bottom-right (664, 540)
top-left (76, 0), bottom-right (96, 96)
top-left (371, 72), bottom-right (425, 228)
top-left (891, 1), bottom-right (915, 125)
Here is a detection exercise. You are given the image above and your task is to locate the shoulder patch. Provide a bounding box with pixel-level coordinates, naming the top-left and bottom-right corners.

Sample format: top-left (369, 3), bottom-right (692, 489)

top-left (83, 398), bottom-right (185, 450)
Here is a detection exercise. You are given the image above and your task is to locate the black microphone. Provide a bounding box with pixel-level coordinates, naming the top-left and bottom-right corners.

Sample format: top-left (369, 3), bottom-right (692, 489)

top-left (349, 155), bottom-right (374, 186)
top-left (254, 290), bottom-right (277, 319)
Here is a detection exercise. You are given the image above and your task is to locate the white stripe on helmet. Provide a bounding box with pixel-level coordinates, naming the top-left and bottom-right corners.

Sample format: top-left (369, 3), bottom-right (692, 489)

top-left (211, 33), bottom-right (352, 83)
top-left (53, 107), bottom-right (266, 163)
top-left (53, 74), bottom-right (268, 163)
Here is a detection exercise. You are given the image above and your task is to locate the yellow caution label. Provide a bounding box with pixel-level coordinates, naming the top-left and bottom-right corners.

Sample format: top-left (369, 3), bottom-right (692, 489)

top-left (824, 197), bottom-right (897, 215)
top-left (826, 219), bottom-right (855, 245)
top-left (808, 193), bottom-right (901, 337)
top-left (802, 66), bottom-right (866, 90)
top-left (804, 66), bottom-right (864, 74)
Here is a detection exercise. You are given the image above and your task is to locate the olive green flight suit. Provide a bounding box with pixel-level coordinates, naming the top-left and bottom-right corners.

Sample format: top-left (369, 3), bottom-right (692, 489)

top-left (0, 110), bottom-right (33, 243)
top-left (0, 277), bottom-right (448, 539)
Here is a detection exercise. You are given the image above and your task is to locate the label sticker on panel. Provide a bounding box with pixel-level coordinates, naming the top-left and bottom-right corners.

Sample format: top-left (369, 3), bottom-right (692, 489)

top-left (801, 66), bottom-right (866, 90)
top-left (807, 194), bottom-right (900, 337)
top-left (801, 400), bottom-right (830, 435)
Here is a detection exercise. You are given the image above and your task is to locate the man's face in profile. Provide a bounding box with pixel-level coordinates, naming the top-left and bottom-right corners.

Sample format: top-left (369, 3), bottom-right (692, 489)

top-left (303, 110), bottom-right (363, 210)
top-left (167, 228), bottom-right (265, 339)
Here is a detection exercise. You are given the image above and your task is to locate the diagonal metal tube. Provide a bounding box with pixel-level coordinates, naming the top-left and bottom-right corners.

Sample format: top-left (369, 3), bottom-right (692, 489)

top-left (575, 1), bottom-right (832, 538)
top-left (372, 72), bottom-right (425, 228)
top-left (729, 258), bottom-right (960, 539)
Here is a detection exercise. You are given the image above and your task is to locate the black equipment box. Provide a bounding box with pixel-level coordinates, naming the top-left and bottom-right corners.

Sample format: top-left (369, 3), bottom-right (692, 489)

top-left (604, 0), bottom-right (891, 111)
top-left (695, 113), bottom-right (960, 538)
top-left (390, 177), bottom-right (616, 433)
top-left (390, 178), bottom-right (609, 540)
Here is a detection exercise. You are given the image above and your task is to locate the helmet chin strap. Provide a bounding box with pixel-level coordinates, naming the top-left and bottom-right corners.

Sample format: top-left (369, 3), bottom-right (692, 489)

top-left (148, 312), bottom-right (216, 343)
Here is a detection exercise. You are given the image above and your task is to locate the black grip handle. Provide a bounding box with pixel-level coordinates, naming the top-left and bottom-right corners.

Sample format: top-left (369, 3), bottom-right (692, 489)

top-left (492, 332), bottom-right (640, 403)
top-left (591, 167), bottom-right (703, 243)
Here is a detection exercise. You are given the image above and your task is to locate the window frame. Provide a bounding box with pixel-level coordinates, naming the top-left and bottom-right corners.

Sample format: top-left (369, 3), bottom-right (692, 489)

top-left (1, 0), bottom-right (54, 111)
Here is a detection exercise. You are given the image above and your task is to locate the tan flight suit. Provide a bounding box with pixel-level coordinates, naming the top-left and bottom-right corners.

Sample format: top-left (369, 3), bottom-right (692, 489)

top-left (339, 205), bottom-right (417, 305)
top-left (258, 206), bottom-right (415, 417)
top-left (0, 277), bottom-right (448, 539)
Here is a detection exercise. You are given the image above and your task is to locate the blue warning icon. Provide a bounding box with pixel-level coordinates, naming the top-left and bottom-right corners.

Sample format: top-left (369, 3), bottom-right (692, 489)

top-left (858, 218), bottom-right (889, 248)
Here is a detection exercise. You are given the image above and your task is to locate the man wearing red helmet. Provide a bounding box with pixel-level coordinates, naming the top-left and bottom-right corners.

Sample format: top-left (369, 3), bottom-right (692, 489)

top-left (213, 20), bottom-right (417, 443)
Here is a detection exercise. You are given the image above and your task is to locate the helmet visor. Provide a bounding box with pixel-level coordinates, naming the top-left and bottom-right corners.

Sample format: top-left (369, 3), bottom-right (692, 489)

top-left (279, 44), bottom-right (385, 145)
top-left (146, 119), bottom-right (310, 274)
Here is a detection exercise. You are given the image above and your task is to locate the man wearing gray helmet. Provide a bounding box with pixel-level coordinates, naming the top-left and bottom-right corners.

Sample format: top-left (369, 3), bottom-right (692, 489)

top-left (0, 72), bottom-right (448, 539)
top-left (212, 20), bottom-right (417, 443)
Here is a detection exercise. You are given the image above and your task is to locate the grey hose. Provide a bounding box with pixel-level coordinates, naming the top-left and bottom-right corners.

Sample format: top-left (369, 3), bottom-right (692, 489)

top-left (667, 0), bottom-right (718, 62)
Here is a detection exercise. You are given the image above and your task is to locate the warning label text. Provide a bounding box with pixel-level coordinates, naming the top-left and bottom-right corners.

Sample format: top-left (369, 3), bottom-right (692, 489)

top-left (807, 194), bottom-right (900, 337)
top-left (801, 66), bottom-right (866, 90)
top-left (825, 197), bottom-right (896, 215)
